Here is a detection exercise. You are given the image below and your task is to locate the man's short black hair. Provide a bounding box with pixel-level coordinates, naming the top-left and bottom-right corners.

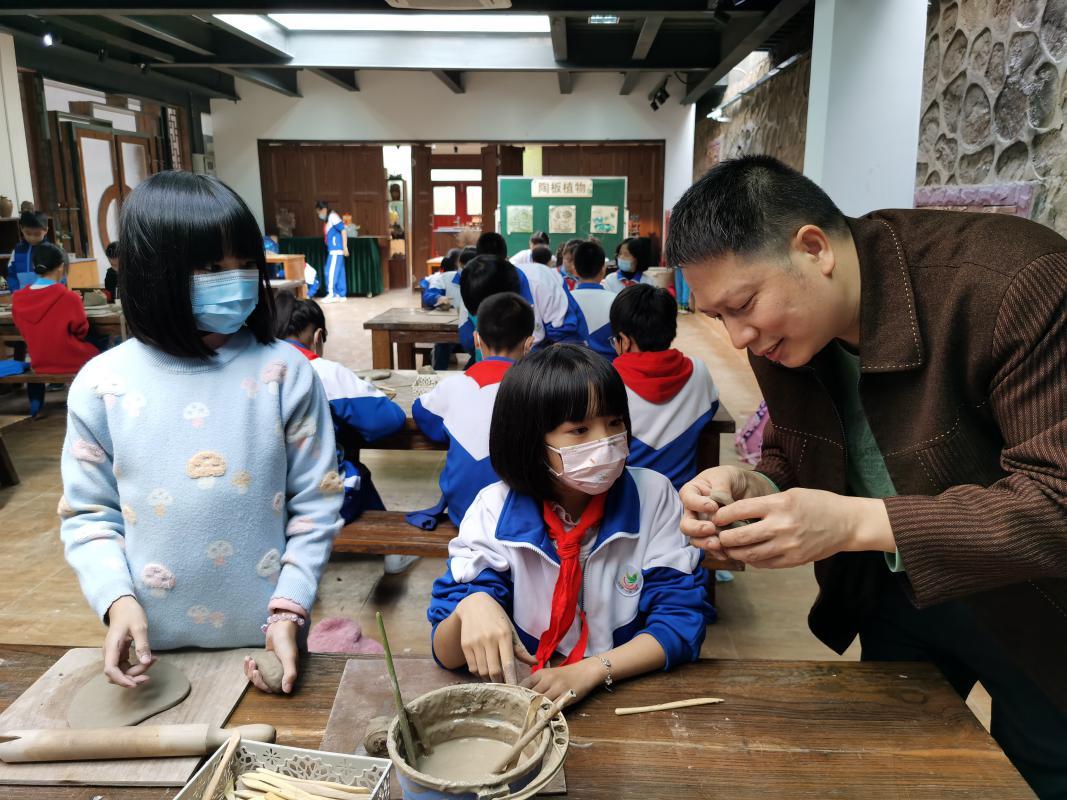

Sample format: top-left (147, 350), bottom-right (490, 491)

top-left (476, 292), bottom-right (534, 352)
top-left (490, 343), bottom-right (631, 503)
top-left (119, 170), bottom-right (274, 359)
top-left (530, 231), bottom-right (550, 246)
top-left (476, 232), bottom-right (508, 259)
top-left (458, 246), bottom-right (478, 266)
top-left (665, 154), bottom-right (848, 266)
top-left (573, 241), bottom-right (605, 280)
top-left (460, 254), bottom-right (521, 315)
top-left (610, 283), bottom-right (677, 352)
top-left (19, 210), bottom-right (47, 231)
top-left (104, 241), bottom-right (119, 260)
top-left (530, 245), bottom-right (553, 265)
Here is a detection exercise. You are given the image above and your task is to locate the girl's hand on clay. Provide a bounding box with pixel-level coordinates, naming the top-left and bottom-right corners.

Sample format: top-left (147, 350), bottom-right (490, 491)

top-left (103, 595), bottom-right (156, 688)
top-left (455, 592), bottom-right (537, 684)
top-left (521, 661), bottom-right (598, 704)
top-left (247, 620), bottom-right (299, 694)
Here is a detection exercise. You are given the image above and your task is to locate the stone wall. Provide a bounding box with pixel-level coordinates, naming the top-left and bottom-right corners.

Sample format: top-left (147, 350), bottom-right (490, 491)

top-left (917, 0), bottom-right (1067, 233)
top-left (693, 52), bottom-right (811, 180)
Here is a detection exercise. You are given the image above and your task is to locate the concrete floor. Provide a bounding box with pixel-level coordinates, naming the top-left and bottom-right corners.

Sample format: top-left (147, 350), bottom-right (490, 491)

top-left (0, 287), bottom-right (990, 726)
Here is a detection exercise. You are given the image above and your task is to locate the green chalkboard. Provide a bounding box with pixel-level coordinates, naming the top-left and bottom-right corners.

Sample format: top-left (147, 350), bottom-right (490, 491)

top-left (498, 176), bottom-right (628, 259)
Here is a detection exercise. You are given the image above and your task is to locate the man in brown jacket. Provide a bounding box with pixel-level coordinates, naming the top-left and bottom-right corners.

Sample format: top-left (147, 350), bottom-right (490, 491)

top-left (666, 155), bottom-right (1066, 798)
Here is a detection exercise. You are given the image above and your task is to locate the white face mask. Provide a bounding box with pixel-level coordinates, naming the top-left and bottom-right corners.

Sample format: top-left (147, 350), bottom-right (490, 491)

top-left (547, 432), bottom-right (629, 495)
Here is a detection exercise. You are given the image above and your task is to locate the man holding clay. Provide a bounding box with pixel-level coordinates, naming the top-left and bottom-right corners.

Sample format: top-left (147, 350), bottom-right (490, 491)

top-left (666, 155), bottom-right (1066, 798)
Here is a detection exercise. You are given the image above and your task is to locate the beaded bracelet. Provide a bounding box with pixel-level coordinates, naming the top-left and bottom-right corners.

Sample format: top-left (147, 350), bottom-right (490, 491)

top-left (261, 612), bottom-right (306, 634)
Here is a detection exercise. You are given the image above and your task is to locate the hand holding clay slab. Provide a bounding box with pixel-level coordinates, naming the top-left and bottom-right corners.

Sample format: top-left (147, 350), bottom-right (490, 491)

top-left (67, 660), bottom-right (191, 728)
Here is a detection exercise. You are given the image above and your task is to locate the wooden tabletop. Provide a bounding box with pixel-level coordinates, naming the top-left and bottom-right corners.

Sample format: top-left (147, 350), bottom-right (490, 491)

top-left (0, 645), bottom-right (1033, 799)
top-left (364, 307), bottom-right (460, 333)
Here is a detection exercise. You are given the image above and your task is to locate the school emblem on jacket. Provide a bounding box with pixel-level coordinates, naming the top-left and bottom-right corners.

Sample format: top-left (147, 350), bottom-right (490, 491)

top-left (616, 564), bottom-right (642, 597)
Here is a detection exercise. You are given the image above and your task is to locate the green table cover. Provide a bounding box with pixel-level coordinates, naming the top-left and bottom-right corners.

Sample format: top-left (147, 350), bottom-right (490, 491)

top-left (278, 236), bottom-right (383, 297)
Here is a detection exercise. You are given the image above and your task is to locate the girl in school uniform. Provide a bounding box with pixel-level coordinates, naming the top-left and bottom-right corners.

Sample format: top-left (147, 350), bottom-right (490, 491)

top-left (59, 171), bottom-right (342, 696)
top-left (11, 242), bottom-right (100, 416)
top-left (429, 344), bottom-right (713, 702)
top-left (315, 200), bottom-right (348, 303)
top-left (602, 236), bottom-right (654, 294)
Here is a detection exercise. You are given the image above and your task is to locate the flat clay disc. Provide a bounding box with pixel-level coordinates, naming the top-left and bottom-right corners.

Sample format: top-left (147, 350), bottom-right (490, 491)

top-left (67, 660), bottom-right (192, 728)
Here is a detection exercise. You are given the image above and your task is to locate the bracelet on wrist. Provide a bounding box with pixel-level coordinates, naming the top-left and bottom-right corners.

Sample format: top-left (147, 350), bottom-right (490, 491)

top-left (261, 612), bottom-right (306, 634)
top-left (595, 655), bottom-right (614, 692)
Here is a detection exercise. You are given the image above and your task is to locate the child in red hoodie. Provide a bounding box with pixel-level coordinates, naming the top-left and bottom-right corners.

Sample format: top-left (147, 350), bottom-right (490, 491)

top-left (610, 284), bottom-right (719, 490)
top-left (11, 242), bottom-right (99, 415)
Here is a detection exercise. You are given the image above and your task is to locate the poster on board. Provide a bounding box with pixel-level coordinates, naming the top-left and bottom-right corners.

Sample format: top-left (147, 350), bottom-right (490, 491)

top-left (506, 205), bottom-right (534, 234)
top-left (549, 205), bottom-right (577, 234)
top-left (590, 205), bottom-right (619, 235)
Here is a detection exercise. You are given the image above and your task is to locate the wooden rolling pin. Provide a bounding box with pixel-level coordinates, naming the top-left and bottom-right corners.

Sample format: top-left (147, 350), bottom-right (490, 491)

top-left (0, 723), bottom-right (275, 763)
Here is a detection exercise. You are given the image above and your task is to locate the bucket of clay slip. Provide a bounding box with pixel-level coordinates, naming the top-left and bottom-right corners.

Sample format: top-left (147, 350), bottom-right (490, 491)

top-left (387, 684), bottom-right (563, 800)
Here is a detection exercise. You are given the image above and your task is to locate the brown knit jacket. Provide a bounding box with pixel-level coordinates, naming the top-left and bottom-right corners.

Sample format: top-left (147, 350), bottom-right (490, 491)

top-left (750, 209), bottom-right (1067, 709)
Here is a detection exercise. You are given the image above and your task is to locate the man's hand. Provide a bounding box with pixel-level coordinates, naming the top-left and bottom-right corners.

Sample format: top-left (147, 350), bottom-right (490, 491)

top-left (679, 467), bottom-right (777, 558)
top-left (713, 489), bottom-right (895, 568)
top-left (103, 595), bottom-right (155, 688)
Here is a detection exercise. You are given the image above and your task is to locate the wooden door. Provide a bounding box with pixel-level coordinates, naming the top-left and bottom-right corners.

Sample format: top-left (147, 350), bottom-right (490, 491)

top-left (499, 145), bottom-right (524, 176)
top-left (73, 127), bottom-right (121, 283)
top-left (259, 142), bottom-right (312, 237)
top-left (411, 144), bottom-right (433, 282)
top-left (340, 144), bottom-right (387, 236)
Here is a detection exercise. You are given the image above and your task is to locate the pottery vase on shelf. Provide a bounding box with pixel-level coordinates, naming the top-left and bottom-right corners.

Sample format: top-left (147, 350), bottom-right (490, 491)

top-left (0, 197), bottom-right (12, 218)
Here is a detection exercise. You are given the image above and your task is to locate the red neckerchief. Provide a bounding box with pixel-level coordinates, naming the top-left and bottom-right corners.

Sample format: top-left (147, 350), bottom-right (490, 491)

top-left (534, 492), bottom-right (607, 672)
top-left (613, 349), bottom-right (693, 403)
top-left (284, 339), bottom-right (319, 361)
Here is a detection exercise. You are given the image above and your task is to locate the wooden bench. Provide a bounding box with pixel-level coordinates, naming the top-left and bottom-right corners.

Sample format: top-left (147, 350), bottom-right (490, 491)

top-left (0, 371), bottom-right (76, 385)
top-left (333, 509), bottom-right (745, 572)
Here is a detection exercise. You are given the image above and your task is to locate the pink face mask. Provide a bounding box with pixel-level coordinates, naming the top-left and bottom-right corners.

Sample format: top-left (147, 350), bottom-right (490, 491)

top-left (547, 432), bottom-right (629, 495)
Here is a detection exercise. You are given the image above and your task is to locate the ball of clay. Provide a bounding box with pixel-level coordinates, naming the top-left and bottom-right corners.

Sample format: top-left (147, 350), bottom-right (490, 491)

top-left (254, 651), bottom-right (285, 693)
top-left (366, 370), bottom-right (392, 381)
top-left (363, 715), bottom-right (393, 757)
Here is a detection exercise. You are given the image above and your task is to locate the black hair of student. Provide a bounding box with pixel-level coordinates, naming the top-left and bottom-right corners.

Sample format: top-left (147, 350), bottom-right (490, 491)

top-left (530, 245), bottom-right (553, 265)
top-left (476, 231), bottom-right (508, 259)
top-left (441, 247), bottom-right (461, 272)
top-left (610, 283), bottom-right (677, 352)
top-left (529, 231), bottom-right (550, 247)
top-left (621, 236), bottom-right (654, 274)
top-left (665, 154), bottom-right (849, 266)
top-left (274, 290), bottom-right (328, 343)
top-left (32, 241), bottom-right (67, 275)
top-left (476, 291), bottom-right (534, 352)
top-left (104, 241), bottom-right (120, 260)
top-left (573, 241), bottom-right (605, 280)
top-left (459, 255), bottom-right (520, 315)
top-left (563, 238), bottom-right (583, 255)
top-left (458, 246), bottom-right (478, 266)
top-left (490, 343), bottom-right (631, 504)
top-left (19, 210), bottom-right (47, 231)
top-left (314, 200), bottom-right (332, 214)
top-left (119, 170), bottom-right (274, 359)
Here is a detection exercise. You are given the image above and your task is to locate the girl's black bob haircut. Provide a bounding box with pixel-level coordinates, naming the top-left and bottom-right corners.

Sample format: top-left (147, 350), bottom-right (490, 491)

top-left (489, 343), bottom-right (631, 503)
top-left (119, 171), bottom-right (274, 359)
top-left (33, 241), bottom-right (68, 274)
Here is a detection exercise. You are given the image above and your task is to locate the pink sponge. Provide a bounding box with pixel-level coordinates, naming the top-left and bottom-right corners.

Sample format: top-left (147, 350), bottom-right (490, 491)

top-left (307, 617), bottom-right (385, 655)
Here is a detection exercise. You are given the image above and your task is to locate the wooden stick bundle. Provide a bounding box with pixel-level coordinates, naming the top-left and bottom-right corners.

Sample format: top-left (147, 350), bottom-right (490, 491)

top-left (234, 768), bottom-right (370, 800)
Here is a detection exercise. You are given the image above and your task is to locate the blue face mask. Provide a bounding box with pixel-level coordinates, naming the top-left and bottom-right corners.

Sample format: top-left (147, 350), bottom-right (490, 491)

top-left (190, 269), bottom-right (260, 334)
top-left (617, 258), bottom-right (634, 273)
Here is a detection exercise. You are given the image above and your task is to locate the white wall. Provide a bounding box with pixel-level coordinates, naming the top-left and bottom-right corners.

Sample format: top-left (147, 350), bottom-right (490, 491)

top-left (0, 34), bottom-right (34, 210)
top-left (803, 0), bottom-right (927, 215)
top-left (211, 70), bottom-right (695, 230)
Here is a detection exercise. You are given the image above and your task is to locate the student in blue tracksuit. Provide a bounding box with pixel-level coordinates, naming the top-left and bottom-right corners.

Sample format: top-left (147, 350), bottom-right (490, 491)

top-left (611, 284), bottom-right (719, 490)
top-left (555, 238), bottom-right (583, 291)
top-left (421, 246), bottom-right (476, 370)
top-left (315, 200), bottom-right (348, 302)
top-left (413, 292), bottom-right (534, 526)
top-left (429, 344), bottom-right (713, 701)
top-left (603, 236), bottom-right (654, 294)
top-left (274, 292), bottom-right (414, 573)
top-left (474, 234), bottom-right (582, 349)
top-left (6, 211), bottom-right (49, 293)
top-left (569, 241), bottom-right (617, 361)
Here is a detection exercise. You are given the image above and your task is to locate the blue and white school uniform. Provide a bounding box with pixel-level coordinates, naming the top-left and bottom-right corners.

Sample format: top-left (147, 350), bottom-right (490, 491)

top-left (429, 467), bottom-right (714, 667)
top-left (286, 340), bottom-right (405, 522)
top-left (602, 269), bottom-right (645, 294)
top-left (411, 357), bottom-right (512, 526)
top-left (615, 351), bottom-right (720, 490)
top-left (515, 263), bottom-right (581, 348)
top-left (324, 211), bottom-right (347, 299)
top-left (6, 242), bottom-right (36, 292)
top-left (571, 282), bottom-right (616, 361)
top-left (558, 266), bottom-right (578, 293)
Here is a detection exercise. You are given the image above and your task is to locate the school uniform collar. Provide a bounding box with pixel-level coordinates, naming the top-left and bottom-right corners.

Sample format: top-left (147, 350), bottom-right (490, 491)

top-left (576, 282), bottom-right (605, 290)
top-left (283, 338), bottom-right (319, 360)
top-left (495, 468), bottom-right (641, 563)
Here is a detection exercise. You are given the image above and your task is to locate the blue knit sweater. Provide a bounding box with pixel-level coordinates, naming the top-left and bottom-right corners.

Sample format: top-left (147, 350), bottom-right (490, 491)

top-left (59, 329), bottom-right (343, 649)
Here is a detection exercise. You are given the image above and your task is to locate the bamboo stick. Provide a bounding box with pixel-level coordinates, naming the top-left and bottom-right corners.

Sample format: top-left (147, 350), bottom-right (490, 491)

top-left (613, 697), bottom-right (724, 716)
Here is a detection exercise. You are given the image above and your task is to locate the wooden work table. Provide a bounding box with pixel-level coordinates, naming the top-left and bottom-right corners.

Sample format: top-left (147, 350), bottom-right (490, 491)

top-left (363, 308), bottom-right (460, 370)
top-left (0, 645), bottom-right (1034, 799)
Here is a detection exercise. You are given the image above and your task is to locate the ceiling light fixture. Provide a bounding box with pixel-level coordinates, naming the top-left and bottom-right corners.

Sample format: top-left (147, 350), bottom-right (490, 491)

top-left (42, 31), bottom-right (59, 47)
top-left (588, 14), bottom-right (620, 24)
top-left (268, 13), bottom-right (550, 33)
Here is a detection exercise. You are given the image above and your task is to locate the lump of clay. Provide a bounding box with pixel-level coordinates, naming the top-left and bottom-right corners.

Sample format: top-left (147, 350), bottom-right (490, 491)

top-left (363, 715), bottom-right (392, 757)
top-left (365, 370), bottom-right (391, 381)
top-left (253, 651), bottom-right (285, 693)
top-left (68, 659), bottom-right (191, 728)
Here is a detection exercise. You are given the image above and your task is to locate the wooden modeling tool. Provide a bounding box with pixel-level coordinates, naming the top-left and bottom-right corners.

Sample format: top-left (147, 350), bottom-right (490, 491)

top-left (376, 612), bottom-right (418, 766)
top-left (502, 695), bottom-right (542, 773)
top-left (489, 690), bottom-right (574, 775)
top-left (614, 697), bottom-right (724, 716)
top-left (200, 730), bottom-right (241, 800)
